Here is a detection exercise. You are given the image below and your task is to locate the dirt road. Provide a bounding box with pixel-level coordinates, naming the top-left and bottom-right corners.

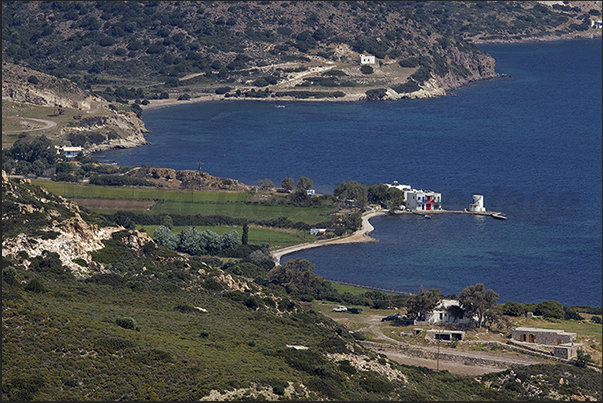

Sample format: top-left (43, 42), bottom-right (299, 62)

top-left (271, 209), bottom-right (387, 264)
top-left (334, 312), bottom-right (549, 376)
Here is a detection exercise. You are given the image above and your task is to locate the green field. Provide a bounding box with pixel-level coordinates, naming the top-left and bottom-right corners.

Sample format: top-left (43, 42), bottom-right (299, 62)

top-left (31, 179), bottom-right (253, 202)
top-left (139, 224), bottom-right (310, 249)
top-left (31, 179), bottom-right (334, 249)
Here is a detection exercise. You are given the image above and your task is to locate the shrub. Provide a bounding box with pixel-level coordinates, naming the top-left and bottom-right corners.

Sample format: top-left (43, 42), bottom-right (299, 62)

top-left (2, 266), bottom-right (18, 285)
top-left (360, 65), bottom-right (374, 74)
top-left (215, 86), bottom-right (231, 94)
top-left (174, 304), bottom-right (196, 313)
top-left (25, 278), bottom-right (47, 293)
top-left (115, 316), bottom-right (138, 330)
top-left (365, 88), bottom-right (387, 100)
top-left (535, 300), bottom-right (565, 319)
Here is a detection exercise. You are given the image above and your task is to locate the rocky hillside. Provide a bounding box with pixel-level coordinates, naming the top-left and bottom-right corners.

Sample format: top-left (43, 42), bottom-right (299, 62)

top-left (3, 1), bottom-right (600, 104)
top-left (3, 172), bottom-right (602, 401)
top-left (2, 61), bottom-right (149, 151)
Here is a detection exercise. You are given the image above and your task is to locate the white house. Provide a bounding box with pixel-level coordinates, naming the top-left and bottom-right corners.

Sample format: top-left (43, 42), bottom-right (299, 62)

top-left (385, 181), bottom-right (442, 211)
top-left (358, 54), bottom-right (376, 65)
top-left (591, 19), bottom-right (602, 29)
top-left (55, 146), bottom-right (83, 158)
top-left (469, 195), bottom-right (486, 212)
top-left (310, 228), bottom-right (327, 236)
top-left (415, 299), bottom-right (474, 326)
top-left (306, 189), bottom-right (316, 196)
top-left (405, 189), bottom-right (442, 211)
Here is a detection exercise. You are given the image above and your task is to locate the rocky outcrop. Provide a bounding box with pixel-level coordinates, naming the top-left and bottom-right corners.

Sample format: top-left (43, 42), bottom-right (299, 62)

top-left (1, 170), bottom-right (140, 277)
top-left (125, 166), bottom-right (251, 191)
top-left (2, 62), bottom-right (150, 151)
top-left (59, 112), bottom-right (150, 152)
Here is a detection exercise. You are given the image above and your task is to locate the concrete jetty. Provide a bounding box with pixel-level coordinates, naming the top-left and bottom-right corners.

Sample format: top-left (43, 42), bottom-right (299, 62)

top-left (395, 209), bottom-right (507, 218)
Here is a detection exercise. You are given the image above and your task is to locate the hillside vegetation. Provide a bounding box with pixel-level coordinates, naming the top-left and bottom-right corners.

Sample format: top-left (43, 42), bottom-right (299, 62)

top-left (2, 1), bottom-right (601, 152)
top-left (3, 1), bottom-right (601, 98)
top-left (2, 174), bottom-right (602, 401)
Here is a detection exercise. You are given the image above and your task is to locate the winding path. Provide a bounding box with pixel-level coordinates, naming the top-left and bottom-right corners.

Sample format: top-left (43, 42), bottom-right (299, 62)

top-left (271, 209), bottom-right (388, 265)
top-left (3, 117), bottom-right (57, 134)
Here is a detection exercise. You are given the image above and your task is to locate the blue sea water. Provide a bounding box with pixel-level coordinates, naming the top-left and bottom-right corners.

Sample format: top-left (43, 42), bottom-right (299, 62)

top-left (95, 39), bottom-right (602, 307)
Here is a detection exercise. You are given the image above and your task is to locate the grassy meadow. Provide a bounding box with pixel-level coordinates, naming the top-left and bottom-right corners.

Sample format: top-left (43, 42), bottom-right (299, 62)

top-left (31, 179), bottom-right (334, 249)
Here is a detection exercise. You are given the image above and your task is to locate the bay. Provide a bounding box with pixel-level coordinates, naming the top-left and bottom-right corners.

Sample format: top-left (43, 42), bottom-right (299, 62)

top-left (95, 39), bottom-right (602, 307)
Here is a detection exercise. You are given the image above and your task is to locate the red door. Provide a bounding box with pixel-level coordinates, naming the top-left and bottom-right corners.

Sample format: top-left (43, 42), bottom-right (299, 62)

top-left (426, 204), bottom-right (431, 211)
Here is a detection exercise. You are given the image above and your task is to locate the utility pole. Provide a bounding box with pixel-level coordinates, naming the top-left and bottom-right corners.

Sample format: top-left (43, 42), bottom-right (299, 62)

top-left (436, 330), bottom-right (440, 371)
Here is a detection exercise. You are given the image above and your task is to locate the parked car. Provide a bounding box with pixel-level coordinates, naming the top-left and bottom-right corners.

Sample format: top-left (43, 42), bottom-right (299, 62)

top-left (348, 307), bottom-right (363, 314)
top-left (381, 313), bottom-right (406, 322)
top-left (333, 306), bottom-right (347, 312)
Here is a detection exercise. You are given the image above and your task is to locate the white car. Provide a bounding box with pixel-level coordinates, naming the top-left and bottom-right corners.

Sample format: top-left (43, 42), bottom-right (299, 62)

top-left (333, 306), bottom-right (347, 312)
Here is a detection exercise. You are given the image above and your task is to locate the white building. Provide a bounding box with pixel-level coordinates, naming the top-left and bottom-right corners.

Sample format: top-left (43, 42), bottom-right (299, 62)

top-left (469, 195), bottom-right (486, 212)
top-left (385, 181), bottom-right (442, 211)
top-left (417, 299), bottom-right (475, 326)
top-left (358, 54), bottom-right (376, 65)
top-left (55, 146), bottom-right (83, 158)
top-left (405, 189), bottom-right (442, 211)
top-left (591, 19), bottom-right (602, 29)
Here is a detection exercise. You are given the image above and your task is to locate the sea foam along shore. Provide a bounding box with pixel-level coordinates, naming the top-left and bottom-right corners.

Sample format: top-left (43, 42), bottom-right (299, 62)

top-left (271, 209), bottom-right (388, 265)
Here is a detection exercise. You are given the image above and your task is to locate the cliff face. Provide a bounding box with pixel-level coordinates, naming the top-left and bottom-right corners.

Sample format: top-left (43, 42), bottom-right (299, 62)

top-left (1, 170), bottom-right (153, 277)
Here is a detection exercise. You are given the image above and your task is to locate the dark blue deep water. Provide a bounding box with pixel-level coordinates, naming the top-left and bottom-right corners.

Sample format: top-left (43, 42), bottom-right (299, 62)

top-left (96, 39), bottom-right (602, 307)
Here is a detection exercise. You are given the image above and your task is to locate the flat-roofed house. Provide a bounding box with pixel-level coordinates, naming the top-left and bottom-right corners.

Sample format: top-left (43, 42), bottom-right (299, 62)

top-left (511, 327), bottom-right (576, 346)
top-left (358, 54), bottom-right (375, 65)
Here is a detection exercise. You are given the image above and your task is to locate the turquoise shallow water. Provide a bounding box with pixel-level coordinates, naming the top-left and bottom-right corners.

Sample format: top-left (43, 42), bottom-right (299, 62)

top-left (96, 39), bottom-right (602, 306)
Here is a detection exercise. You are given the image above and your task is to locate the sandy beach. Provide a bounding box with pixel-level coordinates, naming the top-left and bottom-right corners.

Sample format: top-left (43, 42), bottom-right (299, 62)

top-left (271, 209), bottom-right (388, 265)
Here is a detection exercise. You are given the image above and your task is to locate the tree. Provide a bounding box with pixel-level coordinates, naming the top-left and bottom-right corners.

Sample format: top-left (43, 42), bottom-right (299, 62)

top-left (334, 180), bottom-right (368, 208)
top-left (360, 64), bottom-right (374, 74)
top-left (406, 287), bottom-right (441, 320)
top-left (502, 301), bottom-right (526, 317)
top-left (259, 178), bottom-right (275, 189)
top-left (160, 215), bottom-right (173, 230)
top-left (368, 184), bottom-right (389, 205)
top-left (281, 177), bottom-right (294, 192)
top-left (267, 258), bottom-right (335, 300)
top-left (242, 223), bottom-right (249, 245)
top-left (296, 176), bottom-right (313, 191)
top-left (458, 283), bottom-right (499, 328)
top-left (219, 230), bottom-right (240, 251)
top-left (535, 300), bottom-right (565, 319)
top-left (177, 227), bottom-right (204, 255)
top-left (385, 187), bottom-right (404, 211)
top-left (153, 225), bottom-right (179, 249)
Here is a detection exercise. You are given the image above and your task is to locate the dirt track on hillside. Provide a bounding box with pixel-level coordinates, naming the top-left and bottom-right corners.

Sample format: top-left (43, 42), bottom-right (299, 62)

top-left (333, 312), bottom-right (550, 376)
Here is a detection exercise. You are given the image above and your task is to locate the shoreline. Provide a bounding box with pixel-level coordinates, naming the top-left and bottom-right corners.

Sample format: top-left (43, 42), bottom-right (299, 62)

top-left (139, 34), bottom-right (602, 113)
top-left (271, 209), bottom-right (388, 265)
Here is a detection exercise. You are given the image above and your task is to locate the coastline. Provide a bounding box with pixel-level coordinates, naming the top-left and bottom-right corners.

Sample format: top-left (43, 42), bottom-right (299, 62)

top-left (139, 33), bottom-right (602, 113)
top-left (271, 209), bottom-right (388, 265)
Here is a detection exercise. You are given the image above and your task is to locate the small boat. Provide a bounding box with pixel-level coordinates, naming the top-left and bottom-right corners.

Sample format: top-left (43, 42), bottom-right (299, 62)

top-left (424, 214), bottom-right (431, 219)
top-left (275, 105), bottom-right (285, 108)
top-left (491, 213), bottom-right (507, 220)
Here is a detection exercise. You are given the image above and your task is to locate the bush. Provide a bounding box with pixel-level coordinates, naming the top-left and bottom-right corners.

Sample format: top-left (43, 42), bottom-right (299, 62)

top-left (215, 86), bottom-right (232, 94)
top-left (535, 300), bottom-right (565, 319)
top-left (360, 65), bottom-right (374, 74)
top-left (25, 278), bottom-right (47, 293)
top-left (115, 316), bottom-right (138, 330)
top-left (3, 267), bottom-right (18, 285)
